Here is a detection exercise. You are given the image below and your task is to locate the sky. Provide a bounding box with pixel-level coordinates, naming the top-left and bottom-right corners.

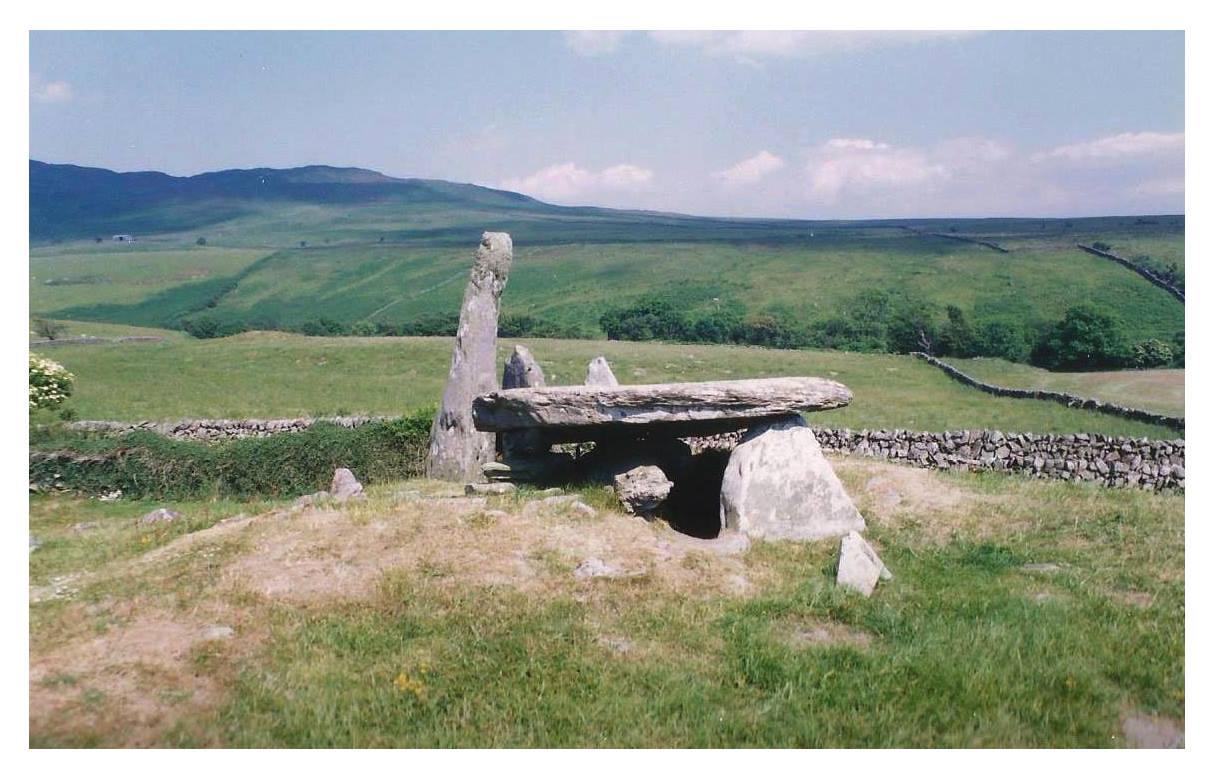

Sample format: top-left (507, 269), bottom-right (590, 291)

top-left (30, 30), bottom-right (1184, 219)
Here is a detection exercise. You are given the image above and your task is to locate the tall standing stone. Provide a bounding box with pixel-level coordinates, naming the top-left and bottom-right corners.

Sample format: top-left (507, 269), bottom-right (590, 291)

top-left (425, 232), bottom-right (513, 482)
top-left (586, 356), bottom-right (620, 386)
top-left (502, 344), bottom-right (545, 389)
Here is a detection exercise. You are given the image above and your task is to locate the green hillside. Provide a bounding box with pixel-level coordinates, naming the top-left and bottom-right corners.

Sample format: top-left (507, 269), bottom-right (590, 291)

top-left (30, 161), bottom-right (1184, 369)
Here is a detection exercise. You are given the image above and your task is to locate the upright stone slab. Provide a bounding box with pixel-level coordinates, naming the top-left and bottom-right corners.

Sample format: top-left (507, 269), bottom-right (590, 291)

top-left (500, 344), bottom-right (549, 460)
top-left (586, 356), bottom-right (619, 386)
top-left (502, 344), bottom-right (545, 389)
top-left (425, 232), bottom-right (513, 482)
top-left (720, 415), bottom-right (865, 541)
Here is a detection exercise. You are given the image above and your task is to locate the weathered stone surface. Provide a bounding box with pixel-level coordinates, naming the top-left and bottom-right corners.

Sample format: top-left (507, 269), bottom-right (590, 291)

top-left (573, 557), bottom-right (643, 580)
top-left (502, 344), bottom-right (545, 389)
top-left (466, 482), bottom-right (517, 496)
top-left (613, 465), bottom-right (673, 516)
top-left (330, 468), bottom-right (365, 501)
top-left (720, 415), bottom-right (865, 541)
top-left (426, 232), bottom-right (513, 482)
top-left (473, 376), bottom-right (852, 442)
top-left (836, 531), bottom-right (889, 597)
top-left (585, 356), bottom-right (619, 386)
top-left (140, 507), bottom-right (183, 525)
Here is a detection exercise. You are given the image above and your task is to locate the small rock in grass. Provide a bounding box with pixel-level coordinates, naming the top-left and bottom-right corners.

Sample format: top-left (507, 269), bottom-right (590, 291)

top-left (573, 557), bottom-right (642, 581)
top-left (29, 535), bottom-right (42, 553)
top-left (466, 482), bottom-right (517, 496)
top-left (140, 507), bottom-right (182, 525)
top-left (836, 531), bottom-right (891, 597)
top-left (570, 500), bottom-right (597, 517)
top-left (293, 491), bottom-right (329, 508)
top-left (99, 490), bottom-right (122, 502)
top-left (330, 468), bottom-right (365, 501)
top-left (1020, 562), bottom-right (1064, 574)
top-left (70, 521), bottom-right (99, 534)
top-left (203, 625), bottom-right (235, 640)
top-left (598, 635), bottom-right (634, 653)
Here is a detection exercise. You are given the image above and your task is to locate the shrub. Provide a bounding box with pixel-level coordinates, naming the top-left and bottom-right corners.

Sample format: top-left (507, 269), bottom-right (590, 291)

top-left (29, 410), bottom-right (434, 500)
top-left (32, 317), bottom-right (67, 341)
top-left (1032, 305), bottom-right (1130, 371)
top-left (29, 354), bottom-right (74, 411)
top-left (972, 319), bottom-right (1033, 363)
top-left (1131, 339), bottom-right (1174, 369)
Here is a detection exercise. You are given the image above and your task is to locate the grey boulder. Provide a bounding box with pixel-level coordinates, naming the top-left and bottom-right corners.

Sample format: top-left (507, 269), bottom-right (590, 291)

top-left (585, 356), bottom-right (620, 386)
top-left (836, 531), bottom-right (891, 597)
top-left (502, 344), bottom-right (546, 389)
top-left (612, 465), bottom-right (673, 516)
top-left (330, 468), bottom-right (365, 501)
top-left (720, 415), bottom-right (865, 541)
top-left (140, 507), bottom-right (183, 525)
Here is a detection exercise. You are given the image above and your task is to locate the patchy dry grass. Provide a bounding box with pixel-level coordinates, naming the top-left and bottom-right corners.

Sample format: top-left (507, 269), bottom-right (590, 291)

top-left (29, 458), bottom-right (1184, 747)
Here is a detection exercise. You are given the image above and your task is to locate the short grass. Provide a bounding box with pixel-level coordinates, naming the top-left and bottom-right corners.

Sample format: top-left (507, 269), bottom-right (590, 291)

top-left (28, 459), bottom-right (1184, 747)
top-left (41, 330), bottom-right (1179, 438)
top-left (951, 357), bottom-right (1185, 417)
top-left (30, 244), bottom-right (272, 314)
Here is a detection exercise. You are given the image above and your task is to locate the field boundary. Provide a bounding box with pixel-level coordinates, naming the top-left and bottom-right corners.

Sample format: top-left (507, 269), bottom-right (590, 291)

top-left (56, 415), bottom-right (1184, 491)
top-left (1077, 244), bottom-right (1185, 303)
top-left (900, 225), bottom-right (1009, 253)
top-left (912, 352), bottom-right (1184, 433)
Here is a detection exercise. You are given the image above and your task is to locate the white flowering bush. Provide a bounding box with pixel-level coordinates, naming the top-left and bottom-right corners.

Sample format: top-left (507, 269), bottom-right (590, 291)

top-left (29, 353), bottom-right (74, 410)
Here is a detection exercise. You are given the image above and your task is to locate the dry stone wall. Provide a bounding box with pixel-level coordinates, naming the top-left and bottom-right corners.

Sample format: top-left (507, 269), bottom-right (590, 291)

top-left (913, 352), bottom-right (1184, 433)
top-left (67, 415), bottom-right (1184, 491)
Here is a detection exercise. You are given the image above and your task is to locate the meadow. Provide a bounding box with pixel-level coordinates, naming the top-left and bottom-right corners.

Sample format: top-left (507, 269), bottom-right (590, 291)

top-left (950, 357), bottom-right (1185, 417)
top-left (34, 231), bottom-right (1185, 349)
top-left (29, 459), bottom-right (1184, 747)
top-left (38, 327), bottom-right (1180, 439)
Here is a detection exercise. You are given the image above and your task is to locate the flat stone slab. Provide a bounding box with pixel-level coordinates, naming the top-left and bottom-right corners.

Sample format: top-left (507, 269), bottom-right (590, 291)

top-left (472, 377), bottom-right (851, 442)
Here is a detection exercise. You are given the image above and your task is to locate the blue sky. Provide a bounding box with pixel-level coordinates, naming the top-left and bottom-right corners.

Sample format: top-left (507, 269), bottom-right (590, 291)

top-left (30, 30), bottom-right (1184, 218)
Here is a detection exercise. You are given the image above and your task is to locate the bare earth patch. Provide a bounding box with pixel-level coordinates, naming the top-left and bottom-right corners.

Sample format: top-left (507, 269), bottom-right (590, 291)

top-left (1121, 710), bottom-right (1184, 748)
top-left (782, 619), bottom-right (873, 650)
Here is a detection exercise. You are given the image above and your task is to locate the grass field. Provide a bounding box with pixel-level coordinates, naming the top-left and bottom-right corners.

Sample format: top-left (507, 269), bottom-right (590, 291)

top-left (951, 357), bottom-right (1185, 417)
top-left (35, 327), bottom-right (1180, 438)
top-left (28, 458), bottom-right (1184, 747)
top-left (33, 231), bottom-right (1186, 346)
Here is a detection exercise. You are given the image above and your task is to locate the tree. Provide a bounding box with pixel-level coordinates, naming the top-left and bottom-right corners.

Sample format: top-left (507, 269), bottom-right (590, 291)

top-left (1131, 339), bottom-right (1174, 369)
top-left (937, 305), bottom-right (977, 357)
top-left (196, 236), bottom-right (207, 246)
top-left (32, 318), bottom-right (66, 341)
top-left (973, 319), bottom-right (1031, 363)
top-left (1032, 305), bottom-right (1129, 370)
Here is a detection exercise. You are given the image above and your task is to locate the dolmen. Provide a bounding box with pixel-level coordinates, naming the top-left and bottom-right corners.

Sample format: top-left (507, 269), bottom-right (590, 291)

top-left (472, 375), bottom-right (866, 541)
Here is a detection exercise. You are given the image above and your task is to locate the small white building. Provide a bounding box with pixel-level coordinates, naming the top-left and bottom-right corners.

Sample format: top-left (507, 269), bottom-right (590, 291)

top-left (112, 234), bottom-right (136, 243)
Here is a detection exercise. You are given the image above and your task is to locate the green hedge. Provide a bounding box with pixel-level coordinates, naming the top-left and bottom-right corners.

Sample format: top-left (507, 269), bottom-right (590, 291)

top-left (29, 411), bottom-right (433, 501)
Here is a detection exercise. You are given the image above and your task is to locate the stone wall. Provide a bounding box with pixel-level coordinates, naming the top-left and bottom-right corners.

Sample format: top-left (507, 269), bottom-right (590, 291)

top-left (1077, 244), bottom-right (1185, 303)
top-left (67, 415), bottom-right (1184, 491)
top-left (812, 428), bottom-right (1184, 491)
top-left (913, 352), bottom-right (1184, 433)
top-left (67, 416), bottom-right (389, 442)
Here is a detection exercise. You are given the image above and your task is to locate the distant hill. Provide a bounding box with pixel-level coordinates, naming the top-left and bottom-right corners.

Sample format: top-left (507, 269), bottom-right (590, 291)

top-left (30, 160), bottom-right (827, 246)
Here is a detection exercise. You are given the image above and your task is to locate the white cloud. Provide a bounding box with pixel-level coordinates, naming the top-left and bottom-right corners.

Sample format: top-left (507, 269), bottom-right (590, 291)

top-left (649, 31), bottom-right (978, 61)
top-left (563, 31), bottom-right (626, 57)
top-left (807, 138), bottom-right (946, 202)
top-left (716, 151), bottom-right (785, 187)
top-left (30, 75), bottom-right (74, 104)
top-left (1036, 131), bottom-right (1184, 163)
top-left (501, 162), bottom-right (654, 203)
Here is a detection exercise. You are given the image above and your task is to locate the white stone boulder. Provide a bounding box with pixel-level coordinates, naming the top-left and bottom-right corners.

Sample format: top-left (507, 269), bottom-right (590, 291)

top-left (613, 465), bottom-right (674, 516)
top-left (719, 415), bottom-right (865, 541)
top-left (330, 468), bottom-right (365, 501)
top-left (585, 356), bottom-right (620, 386)
top-left (836, 530), bottom-right (892, 597)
